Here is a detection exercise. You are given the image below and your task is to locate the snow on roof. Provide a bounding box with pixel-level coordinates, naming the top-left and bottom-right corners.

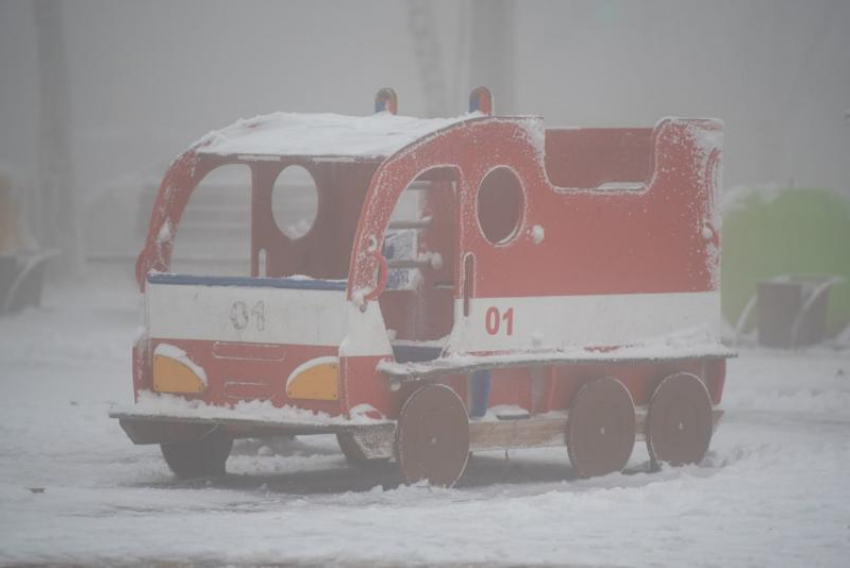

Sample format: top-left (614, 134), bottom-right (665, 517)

top-left (195, 111), bottom-right (479, 159)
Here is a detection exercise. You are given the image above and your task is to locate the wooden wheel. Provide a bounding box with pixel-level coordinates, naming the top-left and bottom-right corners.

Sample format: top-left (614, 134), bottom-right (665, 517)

top-left (395, 384), bottom-right (470, 487)
top-left (646, 372), bottom-right (713, 468)
top-left (160, 427), bottom-right (233, 479)
top-left (567, 377), bottom-right (636, 478)
top-left (336, 432), bottom-right (389, 469)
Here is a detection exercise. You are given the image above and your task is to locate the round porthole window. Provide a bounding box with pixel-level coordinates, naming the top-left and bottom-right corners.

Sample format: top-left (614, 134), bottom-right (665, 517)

top-left (476, 167), bottom-right (524, 245)
top-left (272, 165), bottom-right (319, 239)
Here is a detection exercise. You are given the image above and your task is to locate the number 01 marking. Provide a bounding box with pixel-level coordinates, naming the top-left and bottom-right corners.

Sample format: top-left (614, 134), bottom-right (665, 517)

top-left (230, 300), bottom-right (265, 331)
top-left (485, 307), bottom-right (514, 336)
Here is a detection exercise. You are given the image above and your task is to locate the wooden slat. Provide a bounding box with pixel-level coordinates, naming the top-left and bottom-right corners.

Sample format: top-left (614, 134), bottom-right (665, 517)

top-left (467, 407), bottom-right (723, 450)
top-left (109, 411), bottom-right (393, 442)
top-left (469, 416), bottom-right (566, 451)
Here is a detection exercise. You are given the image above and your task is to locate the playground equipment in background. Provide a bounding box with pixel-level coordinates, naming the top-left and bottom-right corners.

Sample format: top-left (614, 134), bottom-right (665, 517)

top-left (721, 187), bottom-right (850, 341)
top-left (733, 274), bottom-right (846, 349)
top-left (0, 172), bottom-right (57, 315)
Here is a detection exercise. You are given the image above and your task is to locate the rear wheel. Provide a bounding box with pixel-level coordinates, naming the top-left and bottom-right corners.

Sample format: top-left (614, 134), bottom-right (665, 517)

top-left (160, 428), bottom-right (233, 479)
top-left (395, 384), bottom-right (469, 487)
top-left (567, 377), bottom-right (636, 478)
top-left (646, 372), bottom-right (713, 469)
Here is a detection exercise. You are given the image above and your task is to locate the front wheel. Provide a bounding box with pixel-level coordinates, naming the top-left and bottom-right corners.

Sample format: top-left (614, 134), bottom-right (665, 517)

top-left (160, 428), bottom-right (233, 479)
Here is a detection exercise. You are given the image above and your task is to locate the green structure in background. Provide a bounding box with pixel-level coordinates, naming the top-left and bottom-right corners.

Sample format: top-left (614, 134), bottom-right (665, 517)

top-left (721, 188), bottom-right (850, 337)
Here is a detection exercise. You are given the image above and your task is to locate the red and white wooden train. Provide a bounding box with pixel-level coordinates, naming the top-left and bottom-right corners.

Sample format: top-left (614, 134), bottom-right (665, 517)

top-left (113, 88), bottom-right (733, 486)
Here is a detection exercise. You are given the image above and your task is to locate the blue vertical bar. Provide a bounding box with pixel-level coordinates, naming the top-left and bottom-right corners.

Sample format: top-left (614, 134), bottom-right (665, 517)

top-left (469, 370), bottom-right (492, 418)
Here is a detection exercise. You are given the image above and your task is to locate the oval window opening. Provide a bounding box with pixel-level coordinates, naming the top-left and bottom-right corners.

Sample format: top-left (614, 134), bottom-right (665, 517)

top-left (477, 167), bottom-right (523, 245)
top-left (272, 165), bottom-right (319, 240)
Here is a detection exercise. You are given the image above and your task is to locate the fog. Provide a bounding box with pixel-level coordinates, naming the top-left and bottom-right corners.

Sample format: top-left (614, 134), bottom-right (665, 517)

top-left (2, 2), bottom-right (850, 566)
top-left (2, 1), bottom-right (848, 217)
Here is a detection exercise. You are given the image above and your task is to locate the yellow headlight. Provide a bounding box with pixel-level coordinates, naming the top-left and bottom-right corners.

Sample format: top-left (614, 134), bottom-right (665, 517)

top-left (153, 352), bottom-right (207, 394)
top-left (286, 357), bottom-right (339, 401)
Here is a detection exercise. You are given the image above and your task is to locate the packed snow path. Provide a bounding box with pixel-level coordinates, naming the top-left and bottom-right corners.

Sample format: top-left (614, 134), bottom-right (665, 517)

top-left (1, 274), bottom-right (849, 566)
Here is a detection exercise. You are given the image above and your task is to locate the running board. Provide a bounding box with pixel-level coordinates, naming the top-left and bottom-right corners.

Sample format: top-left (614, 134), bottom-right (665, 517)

top-left (111, 411), bottom-right (394, 445)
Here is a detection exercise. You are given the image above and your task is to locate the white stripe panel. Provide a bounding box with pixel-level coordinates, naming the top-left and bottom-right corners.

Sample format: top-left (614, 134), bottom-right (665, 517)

top-left (149, 283), bottom-right (719, 358)
top-left (449, 291), bottom-right (721, 353)
top-left (147, 283), bottom-right (349, 346)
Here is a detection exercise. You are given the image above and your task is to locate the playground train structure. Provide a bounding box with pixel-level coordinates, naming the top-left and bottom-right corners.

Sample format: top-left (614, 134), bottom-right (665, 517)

top-left (112, 88), bottom-right (733, 486)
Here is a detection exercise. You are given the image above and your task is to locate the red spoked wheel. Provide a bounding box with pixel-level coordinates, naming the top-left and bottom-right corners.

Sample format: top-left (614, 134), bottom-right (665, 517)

top-left (567, 377), bottom-right (636, 478)
top-left (646, 372), bottom-right (713, 469)
top-left (395, 384), bottom-right (470, 487)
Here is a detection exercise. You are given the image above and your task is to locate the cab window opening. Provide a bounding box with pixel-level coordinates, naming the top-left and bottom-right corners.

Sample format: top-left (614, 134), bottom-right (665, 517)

top-left (377, 169), bottom-right (458, 363)
top-left (169, 164), bottom-right (252, 277)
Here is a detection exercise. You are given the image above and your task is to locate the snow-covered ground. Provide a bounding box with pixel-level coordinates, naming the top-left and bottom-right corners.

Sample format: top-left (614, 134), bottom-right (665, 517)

top-left (1, 266), bottom-right (849, 566)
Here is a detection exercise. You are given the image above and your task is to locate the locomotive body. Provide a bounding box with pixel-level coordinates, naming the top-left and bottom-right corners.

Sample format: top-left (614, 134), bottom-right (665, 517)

top-left (113, 89), bottom-right (732, 485)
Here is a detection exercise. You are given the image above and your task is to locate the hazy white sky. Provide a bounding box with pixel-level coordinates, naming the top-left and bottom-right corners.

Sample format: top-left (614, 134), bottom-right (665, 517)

top-left (1, 0), bottom-right (848, 194)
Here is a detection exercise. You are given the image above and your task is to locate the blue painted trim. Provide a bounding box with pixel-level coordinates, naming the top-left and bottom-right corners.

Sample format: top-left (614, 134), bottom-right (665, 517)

top-left (469, 370), bottom-right (492, 418)
top-left (391, 344), bottom-right (443, 364)
top-left (147, 273), bottom-right (347, 291)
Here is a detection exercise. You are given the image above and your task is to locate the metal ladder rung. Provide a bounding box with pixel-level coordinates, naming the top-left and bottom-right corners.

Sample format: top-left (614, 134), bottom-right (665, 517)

top-left (388, 217), bottom-right (432, 230)
top-left (386, 259), bottom-right (429, 269)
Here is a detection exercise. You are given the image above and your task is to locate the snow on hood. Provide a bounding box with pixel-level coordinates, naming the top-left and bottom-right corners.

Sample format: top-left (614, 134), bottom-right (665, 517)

top-left (194, 111), bottom-right (482, 159)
